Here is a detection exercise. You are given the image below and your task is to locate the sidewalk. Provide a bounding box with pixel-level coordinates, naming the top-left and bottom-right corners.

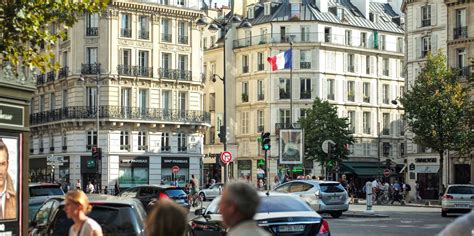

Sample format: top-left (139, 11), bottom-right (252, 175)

top-left (352, 198), bottom-right (441, 208)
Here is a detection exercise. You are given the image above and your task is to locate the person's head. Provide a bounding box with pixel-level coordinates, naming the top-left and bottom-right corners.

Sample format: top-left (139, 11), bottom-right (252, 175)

top-left (219, 181), bottom-right (260, 228)
top-left (64, 190), bottom-right (92, 220)
top-left (191, 174), bottom-right (195, 179)
top-left (77, 179), bottom-right (80, 183)
top-left (312, 175), bottom-right (317, 180)
top-left (0, 139), bottom-right (9, 190)
top-left (145, 199), bottom-right (187, 236)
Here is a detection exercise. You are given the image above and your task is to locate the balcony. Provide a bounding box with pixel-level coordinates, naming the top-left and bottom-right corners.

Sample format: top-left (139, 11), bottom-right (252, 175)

top-left (176, 70), bottom-right (192, 81)
top-left (454, 26), bottom-right (468, 39)
top-left (117, 65), bottom-right (132, 76)
top-left (62, 146), bottom-right (67, 151)
top-left (39, 147), bottom-right (44, 153)
top-left (458, 66), bottom-right (471, 77)
top-left (138, 145), bottom-right (148, 151)
top-left (81, 63), bottom-right (100, 75)
top-left (257, 125), bottom-right (264, 133)
top-left (49, 146), bottom-right (54, 152)
top-left (161, 146), bottom-right (171, 152)
top-left (29, 106), bottom-right (211, 125)
top-left (363, 96), bottom-right (370, 103)
top-left (120, 145), bottom-right (130, 151)
top-left (348, 94), bottom-right (355, 102)
top-left (162, 33), bottom-right (172, 42)
top-left (327, 93), bottom-right (335, 100)
top-left (300, 62), bottom-right (311, 69)
top-left (86, 27), bottom-right (98, 36)
top-left (257, 94), bottom-right (264, 101)
top-left (300, 91), bottom-right (311, 99)
top-left (36, 74), bottom-right (45, 86)
top-left (58, 66), bottom-right (68, 79)
top-left (138, 30), bottom-right (149, 40)
top-left (47, 71), bottom-right (55, 83)
top-left (118, 65), bottom-right (153, 78)
top-left (258, 64), bottom-right (264, 71)
top-left (121, 28), bottom-right (132, 38)
top-left (242, 66), bottom-right (249, 73)
top-left (178, 35), bottom-right (188, 44)
top-left (241, 93), bottom-right (249, 103)
top-left (157, 69), bottom-right (192, 81)
top-left (383, 128), bottom-right (390, 135)
top-left (178, 146), bottom-right (187, 152)
top-left (279, 90), bottom-right (290, 99)
top-left (363, 128), bottom-right (371, 134)
top-left (421, 19), bottom-right (431, 27)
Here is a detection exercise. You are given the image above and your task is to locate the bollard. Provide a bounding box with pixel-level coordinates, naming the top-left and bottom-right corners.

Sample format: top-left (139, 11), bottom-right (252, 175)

top-left (365, 181), bottom-right (374, 214)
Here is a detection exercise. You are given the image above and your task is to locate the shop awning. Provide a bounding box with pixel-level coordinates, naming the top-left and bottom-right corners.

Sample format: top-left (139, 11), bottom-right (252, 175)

top-left (340, 162), bottom-right (384, 177)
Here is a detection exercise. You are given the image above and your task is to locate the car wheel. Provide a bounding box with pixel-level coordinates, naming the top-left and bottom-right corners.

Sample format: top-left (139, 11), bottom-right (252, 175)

top-left (441, 211), bottom-right (447, 217)
top-left (331, 211), bottom-right (342, 218)
top-left (199, 192), bottom-right (206, 201)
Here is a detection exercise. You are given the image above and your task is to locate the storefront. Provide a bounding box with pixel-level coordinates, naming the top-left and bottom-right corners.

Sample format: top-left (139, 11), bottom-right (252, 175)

top-left (118, 156), bottom-right (149, 188)
top-left (203, 153), bottom-right (221, 187)
top-left (414, 160), bottom-right (440, 199)
top-left (162, 157), bottom-right (189, 187)
top-left (29, 158), bottom-right (52, 183)
top-left (237, 160), bottom-right (252, 181)
top-left (58, 156), bottom-right (70, 187)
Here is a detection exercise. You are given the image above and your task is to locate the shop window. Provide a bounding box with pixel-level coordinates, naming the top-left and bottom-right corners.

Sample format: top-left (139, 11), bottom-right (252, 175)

top-left (238, 160), bottom-right (252, 181)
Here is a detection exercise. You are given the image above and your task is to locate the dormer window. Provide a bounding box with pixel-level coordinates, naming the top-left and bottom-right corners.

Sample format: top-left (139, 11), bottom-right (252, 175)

top-left (264, 2), bottom-right (271, 15)
top-left (248, 6), bottom-right (255, 19)
top-left (291, 3), bottom-right (300, 19)
top-left (369, 12), bottom-right (378, 23)
top-left (336, 8), bottom-right (344, 20)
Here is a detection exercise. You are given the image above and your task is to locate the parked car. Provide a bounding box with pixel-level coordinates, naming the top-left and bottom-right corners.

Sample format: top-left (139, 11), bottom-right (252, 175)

top-left (117, 185), bottom-right (190, 211)
top-left (28, 183), bottom-right (65, 221)
top-left (190, 192), bottom-right (330, 236)
top-left (197, 183), bottom-right (223, 201)
top-left (273, 180), bottom-right (349, 218)
top-left (29, 194), bottom-right (147, 235)
top-left (441, 184), bottom-right (474, 217)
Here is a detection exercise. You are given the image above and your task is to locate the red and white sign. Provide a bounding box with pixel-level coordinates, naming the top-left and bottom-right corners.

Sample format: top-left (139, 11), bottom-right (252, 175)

top-left (384, 168), bottom-right (391, 177)
top-left (220, 151), bottom-right (233, 164)
top-left (172, 165), bottom-right (180, 174)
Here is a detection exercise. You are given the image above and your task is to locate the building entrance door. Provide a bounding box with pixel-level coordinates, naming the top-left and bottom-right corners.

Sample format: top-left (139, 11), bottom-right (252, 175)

top-left (454, 164), bottom-right (471, 184)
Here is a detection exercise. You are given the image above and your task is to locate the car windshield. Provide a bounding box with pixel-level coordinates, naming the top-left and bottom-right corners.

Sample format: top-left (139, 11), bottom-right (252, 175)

top-left (319, 183), bottom-right (345, 193)
top-left (257, 196), bottom-right (313, 213)
top-left (165, 189), bottom-right (187, 198)
top-left (447, 186), bottom-right (474, 194)
top-left (30, 186), bottom-right (64, 197)
top-left (50, 204), bottom-right (142, 235)
top-left (28, 202), bottom-right (43, 221)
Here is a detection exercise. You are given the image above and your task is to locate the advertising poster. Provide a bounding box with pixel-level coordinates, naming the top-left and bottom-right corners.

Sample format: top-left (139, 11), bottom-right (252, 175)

top-left (0, 134), bottom-right (20, 235)
top-left (279, 129), bottom-right (304, 164)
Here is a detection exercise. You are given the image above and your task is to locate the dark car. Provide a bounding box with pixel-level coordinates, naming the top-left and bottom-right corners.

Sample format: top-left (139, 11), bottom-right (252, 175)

top-left (28, 183), bottom-right (65, 221)
top-left (117, 185), bottom-right (189, 211)
top-left (29, 194), bottom-right (147, 236)
top-left (190, 192), bottom-right (331, 236)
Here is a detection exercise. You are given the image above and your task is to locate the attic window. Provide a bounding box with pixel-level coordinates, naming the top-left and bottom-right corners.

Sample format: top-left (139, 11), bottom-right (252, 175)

top-left (291, 3), bottom-right (300, 19)
top-left (248, 6), bottom-right (255, 19)
top-left (381, 16), bottom-right (390, 22)
top-left (369, 12), bottom-right (377, 23)
top-left (337, 8), bottom-right (344, 20)
top-left (264, 2), bottom-right (271, 15)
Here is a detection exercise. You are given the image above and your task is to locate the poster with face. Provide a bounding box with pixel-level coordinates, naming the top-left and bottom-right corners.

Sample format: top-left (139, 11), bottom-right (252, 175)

top-left (0, 136), bottom-right (18, 221)
top-left (279, 129), bottom-right (303, 164)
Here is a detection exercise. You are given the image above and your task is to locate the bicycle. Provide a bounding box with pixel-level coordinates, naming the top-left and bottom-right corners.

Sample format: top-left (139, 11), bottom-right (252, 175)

top-left (189, 192), bottom-right (203, 207)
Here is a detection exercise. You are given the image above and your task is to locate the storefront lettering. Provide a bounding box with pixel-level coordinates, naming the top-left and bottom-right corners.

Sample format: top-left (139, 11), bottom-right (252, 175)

top-left (163, 159), bottom-right (188, 164)
top-left (0, 110), bottom-right (13, 120)
top-left (0, 104), bottom-right (24, 127)
top-left (121, 159), bottom-right (148, 164)
top-left (415, 158), bottom-right (437, 163)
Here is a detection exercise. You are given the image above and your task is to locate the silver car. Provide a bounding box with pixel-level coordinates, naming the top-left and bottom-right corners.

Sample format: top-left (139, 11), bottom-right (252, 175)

top-left (441, 184), bottom-right (474, 217)
top-left (197, 183), bottom-right (224, 201)
top-left (274, 180), bottom-right (349, 218)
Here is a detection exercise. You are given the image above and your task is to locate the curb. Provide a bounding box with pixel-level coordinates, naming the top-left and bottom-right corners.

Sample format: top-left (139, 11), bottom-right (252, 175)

top-left (351, 202), bottom-right (441, 208)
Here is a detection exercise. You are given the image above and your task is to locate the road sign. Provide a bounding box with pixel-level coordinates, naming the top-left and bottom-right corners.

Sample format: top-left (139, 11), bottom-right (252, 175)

top-left (172, 165), bottom-right (180, 174)
top-left (384, 168), bottom-right (391, 177)
top-left (322, 140), bottom-right (335, 154)
top-left (220, 151), bottom-right (233, 164)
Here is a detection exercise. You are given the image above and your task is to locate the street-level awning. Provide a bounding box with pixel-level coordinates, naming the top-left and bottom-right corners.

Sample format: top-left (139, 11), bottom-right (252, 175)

top-left (340, 162), bottom-right (384, 177)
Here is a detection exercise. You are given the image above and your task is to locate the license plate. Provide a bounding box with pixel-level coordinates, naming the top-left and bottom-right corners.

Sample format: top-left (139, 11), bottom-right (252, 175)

top-left (455, 204), bottom-right (469, 208)
top-left (176, 199), bottom-right (185, 203)
top-left (278, 225), bottom-right (305, 232)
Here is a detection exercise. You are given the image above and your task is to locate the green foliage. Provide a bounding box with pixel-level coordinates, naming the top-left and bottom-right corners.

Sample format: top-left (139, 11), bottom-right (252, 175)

top-left (0, 0), bottom-right (108, 72)
top-left (299, 98), bottom-right (355, 168)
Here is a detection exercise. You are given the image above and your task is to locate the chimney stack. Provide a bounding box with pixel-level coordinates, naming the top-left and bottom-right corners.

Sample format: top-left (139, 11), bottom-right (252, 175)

top-left (315, 0), bottom-right (328, 13)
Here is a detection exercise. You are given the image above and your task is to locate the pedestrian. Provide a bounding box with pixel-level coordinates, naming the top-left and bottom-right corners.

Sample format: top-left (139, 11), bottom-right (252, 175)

top-left (86, 181), bottom-right (95, 194)
top-left (64, 190), bottom-right (103, 236)
top-left (191, 174), bottom-right (200, 190)
top-left (103, 186), bottom-right (108, 195)
top-left (114, 181), bottom-right (119, 195)
top-left (76, 179), bottom-right (81, 190)
top-left (273, 175), bottom-right (280, 187)
top-left (311, 175), bottom-right (317, 180)
top-left (402, 182), bottom-right (411, 202)
top-left (438, 211), bottom-right (474, 236)
top-left (219, 182), bottom-right (270, 236)
top-left (145, 198), bottom-right (187, 236)
top-left (257, 179), bottom-right (264, 191)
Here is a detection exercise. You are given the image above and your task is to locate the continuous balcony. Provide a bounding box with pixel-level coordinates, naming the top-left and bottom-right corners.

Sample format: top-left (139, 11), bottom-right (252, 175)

top-left (453, 26), bottom-right (468, 39)
top-left (30, 106), bottom-right (211, 126)
top-left (162, 34), bottom-right (172, 42)
top-left (117, 65), bottom-right (153, 77)
top-left (121, 28), bottom-right (132, 38)
top-left (159, 68), bottom-right (192, 81)
top-left (86, 27), bottom-right (99, 36)
top-left (47, 71), bottom-right (55, 83)
top-left (36, 73), bottom-right (45, 86)
top-left (139, 30), bottom-right (149, 40)
top-left (178, 35), bottom-right (188, 44)
top-left (81, 63), bottom-right (100, 75)
top-left (232, 33), bottom-right (403, 54)
top-left (58, 66), bottom-right (68, 79)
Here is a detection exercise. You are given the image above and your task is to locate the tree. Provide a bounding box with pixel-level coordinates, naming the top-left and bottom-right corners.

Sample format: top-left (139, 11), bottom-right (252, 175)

top-left (299, 98), bottom-right (355, 176)
top-left (400, 52), bottom-right (473, 195)
top-left (0, 0), bottom-right (107, 72)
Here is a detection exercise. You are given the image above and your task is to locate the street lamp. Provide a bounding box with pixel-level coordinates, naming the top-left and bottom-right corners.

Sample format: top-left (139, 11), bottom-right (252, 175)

top-left (197, 12), bottom-right (252, 183)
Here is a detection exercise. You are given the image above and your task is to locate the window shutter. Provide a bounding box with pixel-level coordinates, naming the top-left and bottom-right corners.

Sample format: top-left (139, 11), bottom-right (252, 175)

top-left (431, 34), bottom-right (437, 51)
top-left (355, 54), bottom-right (359, 73)
top-left (370, 56), bottom-right (375, 76)
top-left (343, 53), bottom-right (347, 72)
top-left (431, 4), bottom-right (437, 26)
top-left (389, 59), bottom-right (393, 77)
top-left (415, 37), bottom-right (421, 59)
top-left (132, 133), bottom-right (139, 152)
top-left (416, 7), bottom-right (421, 28)
top-left (275, 78), bottom-right (280, 100)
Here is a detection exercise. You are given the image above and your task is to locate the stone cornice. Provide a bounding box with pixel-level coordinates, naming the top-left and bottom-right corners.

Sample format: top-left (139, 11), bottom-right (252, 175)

top-left (111, 1), bottom-right (203, 19)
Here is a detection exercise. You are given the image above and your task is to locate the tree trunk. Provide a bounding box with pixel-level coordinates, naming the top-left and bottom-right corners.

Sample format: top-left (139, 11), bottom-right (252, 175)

top-left (438, 150), bottom-right (444, 198)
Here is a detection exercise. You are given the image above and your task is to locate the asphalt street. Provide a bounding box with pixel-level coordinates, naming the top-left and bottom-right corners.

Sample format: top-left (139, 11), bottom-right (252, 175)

top-left (326, 205), bottom-right (458, 236)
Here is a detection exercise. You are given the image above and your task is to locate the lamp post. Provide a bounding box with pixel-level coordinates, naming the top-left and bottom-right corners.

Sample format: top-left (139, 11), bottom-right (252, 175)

top-left (197, 11), bottom-right (251, 184)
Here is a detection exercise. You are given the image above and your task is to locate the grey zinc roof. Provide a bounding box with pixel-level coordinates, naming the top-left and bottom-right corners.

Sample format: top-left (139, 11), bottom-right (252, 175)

top-left (247, 0), bottom-right (403, 34)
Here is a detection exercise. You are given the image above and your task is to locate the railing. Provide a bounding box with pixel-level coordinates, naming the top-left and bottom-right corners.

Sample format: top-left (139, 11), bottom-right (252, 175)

top-left (458, 66), bottom-right (471, 77)
top-left (258, 64), bottom-right (264, 71)
top-left (383, 69), bottom-right (389, 76)
top-left (363, 96), bottom-right (370, 103)
top-left (58, 66), bottom-right (68, 79)
top-left (327, 93), bottom-right (335, 100)
top-left (242, 66), bottom-right (249, 73)
top-left (86, 27), bottom-right (99, 36)
top-left (300, 91), bottom-right (311, 99)
top-left (49, 146), bottom-right (55, 152)
top-left (454, 26), bottom-right (468, 39)
top-left (162, 33), bottom-right (172, 42)
top-left (117, 65), bottom-right (132, 76)
top-left (257, 94), bottom-right (264, 101)
top-left (178, 146), bottom-right (187, 152)
top-left (161, 146), bottom-right (171, 152)
top-left (279, 90), bottom-right (290, 99)
top-left (138, 145), bottom-right (148, 151)
top-left (62, 146), bottom-right (67, 151)
top-left (422, 19), bottom-right (431, 27)
top-left (241, 93), bottom-right (249, 102)
top-left (36, 74), bottom-right (45, 86)
top-left (117, 65), bottom-right (153, 77)
top-left (348, 95), bottom-right (355, 101)
top-left (383, 98), bottom-right (390, 104)
top-left (158, 68), bottom-right (193, 81)
top-left (232, 33), bottom-right (403, 53)
top-left (39, 148), bottom-right (44, 153)
top-left (81, 63), bottom-right (100, 74)
top-left (30, 106), bottom-right (211, 125)
top-left (383, 128), bottom-right (390, 135)
top-left (178, 35), bottom-right (188, 44)
top-left (300, 62), bottom-right (311, 69)
top-left (139, 30), bottom-right (149, 40)
top-left (121, 28), bottom-right (132, 38)
top-left (363, 128), bottom-right (371, 134)
top-left (47, 71), bottom-right (55, 83)
top-left (257, 125), bottom-right (264, 133)
top-left (348, 65), bottom-right (355, 72)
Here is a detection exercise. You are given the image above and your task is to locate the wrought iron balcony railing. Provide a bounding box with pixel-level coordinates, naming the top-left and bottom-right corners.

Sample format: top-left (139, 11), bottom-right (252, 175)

top-left (300, 62), bottom-right (311, 69)
top-left (382, 128), bottom-right (390, 135)
top-left (158, 68), bottom-right (192, 81)
top-left (458, 66), bottom-right (471, 77)
top-left (327, 93), bottom-right (335, 100)
top-left (47, 71), bottom-right (55, 83)
top-left (30, 106), bottom-right (210, 125)
top-left (81, 63), bottom-right (100, 75)
top-left (117, 65), bottom-right (153, 77)
top-left (121, 28), bottom-right (132, 38)
top-left (454, 26), bottom-right (468, 39)
top-left (257, 94), bottom-right (264, 101)
top-left (178, 35), bottom-right (188, 44)
top-left (36, 74), bottom-right (45, 86)
top-left (139, 30), bottom-right (149, 40)
top-left (86, 27), bottom-right (99, 36)
top-left (117, 65), bottom-right (133, 76)
top-left (162, 33), bottom-right (172, 42)
top-left (58, 66), bottom-right (68, 79)
top-left (300, 91), bottom-right (311, 99)
top-left (258, 64), bottom-right (264, 71)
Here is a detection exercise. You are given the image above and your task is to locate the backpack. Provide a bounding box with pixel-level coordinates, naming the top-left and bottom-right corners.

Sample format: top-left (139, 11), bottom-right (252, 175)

top-left (405, 184), bottom-right (411, 191)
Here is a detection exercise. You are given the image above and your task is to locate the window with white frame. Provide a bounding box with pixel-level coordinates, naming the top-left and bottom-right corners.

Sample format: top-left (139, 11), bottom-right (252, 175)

top-left (279, 78), bottom-right (290, 99)
top-left (345, 30), bottom-right (352, 46)
top-left (138, 50), bottom-right (149, 70)
top-left (363, 112), bottom-right (371, 134)
top-left (86, 13), bottom-right (99, 36)
top-left (301, 26), bottom-right (310, 42)
top-left (382, 84), bottom-right (390, 104)
top-left (87, 131), bottom-right (97, 150)
top-left (300, 50), bottom-right (311, 69)
top-left (421, 5), bottom-right (431, 27)
top-left (178, 133), bottom-right (187, 151)
top-left (363, 82), bottom-right (370, 103)
top-left (264, 3), bottom-right (271, 15)
top-left (138, 131), bottom-right (147, 150)
top-left (120, 131), bottom-right (130, 150)
top-left (260, 28), bottom-right (267, 43)
top-left (257, 110), bottom-right (264, 132)
top-left (86, 87), bottom-right (97, 107)
top-left (347, 81), bottom-right (355, 101)
top-left (257, 52), bottom-right (264, 71)
top-left (383, 58), bottom-right (389, 76)
top-left (347, 54), bottom-right (355, 72)
top-left (86, 47), bottom-right (98, 64)
top-left (348, 111), bottom-right (355, 132)
top-left (366, 56), bottom-right (371, 74)
top-left (162, 53), bottom-right (171, 73)
top-left (279, 109), bottom-right (290, 125)
top-left (300, 108), bottom-right (308, 119)
top-left (257, 80), bottom-right (264, 101)
top-left (161, 18), bottom-right (171, 42)
top-left (300, 78), bottom-right (311, 99)
top-left (360, 32), bottom-right (367, 47)
top-left (379, 34), bottom-right (386, 50)
top-left (383, 113), bottom-right (390, 135)
top-left (327, 79), bottom-right (335, 100)
top-left (242, 82), bottom-right (249, 102)
top-left (138, 16), bottom-right (149, 40)
top-left (291, 3), bottom-right (300, 18)
top-left (241, 112), bottom-right (249, 134)
top-left (178, 21), bottom-right (188, 44)
top-left (121, 13), bottom-right (131, 37)
top-left (363, 143), bottom-right (371, 156)
top-left (242, 55), bottom-right (249, 73)
top-left (161, 133), bottom-right (170, 151)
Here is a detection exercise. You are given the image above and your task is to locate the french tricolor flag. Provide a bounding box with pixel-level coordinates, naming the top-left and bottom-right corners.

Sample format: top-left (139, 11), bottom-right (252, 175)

top-left (267, 49), bottom-right (292, 71)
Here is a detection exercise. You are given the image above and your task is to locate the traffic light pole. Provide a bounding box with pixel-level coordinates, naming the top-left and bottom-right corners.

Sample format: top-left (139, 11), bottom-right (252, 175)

top-left (265, 149), bottom-right (269, 191)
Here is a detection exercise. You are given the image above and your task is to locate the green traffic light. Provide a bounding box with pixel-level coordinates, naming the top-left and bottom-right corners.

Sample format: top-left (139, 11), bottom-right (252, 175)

top-left (263, 144), bottom-right (270, 150)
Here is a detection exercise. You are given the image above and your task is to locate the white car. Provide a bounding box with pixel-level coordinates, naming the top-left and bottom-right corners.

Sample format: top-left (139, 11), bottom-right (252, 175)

top-left (441, 184), bottom-right (474, 217)
top-left (198, 183), bottom-right (224, 201)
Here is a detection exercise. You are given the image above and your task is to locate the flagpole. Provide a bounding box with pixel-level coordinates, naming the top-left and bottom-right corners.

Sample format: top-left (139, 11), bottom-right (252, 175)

top-left (289, 41), bottom-right (293, 128)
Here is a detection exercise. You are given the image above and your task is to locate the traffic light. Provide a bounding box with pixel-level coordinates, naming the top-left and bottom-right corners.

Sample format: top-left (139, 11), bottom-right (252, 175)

top-left (328, 143), bottom-right (337, 159)
top-left (218, 125), bottom-right (226, 143)
top-left (261, 132), bottom-right (271, 151)
top-left (92, 146), bottom-right (102, 160)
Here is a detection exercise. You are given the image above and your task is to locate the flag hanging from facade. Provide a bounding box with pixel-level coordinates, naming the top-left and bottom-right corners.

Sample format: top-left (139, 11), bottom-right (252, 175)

top-left (267, 48), bottom-right (292, 71)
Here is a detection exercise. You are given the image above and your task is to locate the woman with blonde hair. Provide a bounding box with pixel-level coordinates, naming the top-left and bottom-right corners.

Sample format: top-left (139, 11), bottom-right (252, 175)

top-left (146, 198), bottom-right (187, 236)
top-left (64, 190), bottom-right (103, 236)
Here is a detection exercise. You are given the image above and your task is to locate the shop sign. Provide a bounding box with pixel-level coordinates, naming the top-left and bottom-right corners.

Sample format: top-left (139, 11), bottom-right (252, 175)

top-left (415, 158), bottom-right (437, 163)
top-left (119, 156), bottom-right (149, 167)
top-left (416, 165), bottom-right (439, 173)
top-left (409, 163), bottom-right (415, 171)
top-left (162, 157), bottom-right (189, 168)
top-left (0, 103), bottom-right (24, 127)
